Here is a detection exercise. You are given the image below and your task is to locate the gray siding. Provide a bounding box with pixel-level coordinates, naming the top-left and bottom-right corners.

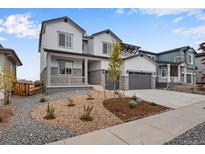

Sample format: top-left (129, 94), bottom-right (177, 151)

top-left (88, 70), bottom-right (102, 85)
top-left (185, 48), bottom-right (196, 69)
top-left (157, 51), bottom-right (181, 62)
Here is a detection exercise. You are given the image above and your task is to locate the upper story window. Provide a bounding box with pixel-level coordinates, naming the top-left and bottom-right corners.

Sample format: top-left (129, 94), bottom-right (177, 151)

top-left (58, 60), bottom-right (73, 75)
top-left (188, 54), bottom-right (193, 64)
top-left (102, 42), bottom-right (112, 54)
top-left (161, 67), bottom-right (167, 77)
top-left (58, 32), bottom-right (73, 48)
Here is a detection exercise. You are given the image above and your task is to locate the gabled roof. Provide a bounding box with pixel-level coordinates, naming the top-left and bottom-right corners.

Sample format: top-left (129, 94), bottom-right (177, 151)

top-left (0, 45), bottom-right (22, 66)
top-left (139, 50), bottom-right (157, 55)
top-left (123, 53), bottom-right (157, 65)
top-left (38, 16), bottom-right (86, 52)
top-left (157, 46), bottom-right (196, 55)
top-left (91, 29), bottom-right (122, 43)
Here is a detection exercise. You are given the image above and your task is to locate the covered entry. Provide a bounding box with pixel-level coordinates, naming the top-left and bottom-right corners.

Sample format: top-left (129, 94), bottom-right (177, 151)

top-left (129, 72), bottom-right (152, 89)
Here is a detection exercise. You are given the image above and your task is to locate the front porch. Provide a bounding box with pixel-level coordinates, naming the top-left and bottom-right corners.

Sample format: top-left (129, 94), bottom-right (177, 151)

top-left (156, 61), bottom-right (194, 87)
top-left (45, 52), bottom-right (104, 93)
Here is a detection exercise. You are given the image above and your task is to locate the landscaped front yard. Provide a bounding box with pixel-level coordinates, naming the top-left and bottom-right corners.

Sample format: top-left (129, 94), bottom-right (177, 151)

top-left (32, 90), bottom-right (171, 134)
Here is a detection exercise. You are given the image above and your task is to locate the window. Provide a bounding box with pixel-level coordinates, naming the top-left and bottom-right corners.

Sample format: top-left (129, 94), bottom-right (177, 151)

top-left (58, 60), bottom-right (73, 75)
top-left (188, 54), bottom-right (193, 64)
top-left (58, 32), bottom-right (73, 48)
top-left (102, 42), bottom-right (111, 54)
top-left (161, 67), bottom-right (167, 77)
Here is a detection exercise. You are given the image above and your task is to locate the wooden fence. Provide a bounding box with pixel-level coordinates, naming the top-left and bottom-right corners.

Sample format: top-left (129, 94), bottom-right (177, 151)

top-left (12, 82), bottom-right (43, 96)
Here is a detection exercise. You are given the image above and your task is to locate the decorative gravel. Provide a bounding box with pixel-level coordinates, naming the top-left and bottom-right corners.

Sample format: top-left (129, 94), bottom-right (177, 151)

top-left (0, 90), bottom-right (88, 145)
top-left (32, 90), bottom-right (123, 134)
top-left (165, 121), bottom-right (205, 145)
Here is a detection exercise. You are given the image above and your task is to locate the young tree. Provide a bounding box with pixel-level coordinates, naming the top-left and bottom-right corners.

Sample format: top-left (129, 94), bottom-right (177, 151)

top-left (0, 65), bottom-right (15, 105)
top-left (108, 41), bottom-right (123, 97)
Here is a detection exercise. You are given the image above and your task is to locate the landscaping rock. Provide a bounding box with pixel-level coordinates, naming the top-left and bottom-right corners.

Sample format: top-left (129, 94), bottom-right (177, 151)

top-left (165, 121), bottom-right (205, 145)
top-left (0, 91), bottom-right (87, 145)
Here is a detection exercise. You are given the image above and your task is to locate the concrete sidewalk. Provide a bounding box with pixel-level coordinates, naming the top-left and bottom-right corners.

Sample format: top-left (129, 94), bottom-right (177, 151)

top-left (49, 101), bottom-right (205, 145)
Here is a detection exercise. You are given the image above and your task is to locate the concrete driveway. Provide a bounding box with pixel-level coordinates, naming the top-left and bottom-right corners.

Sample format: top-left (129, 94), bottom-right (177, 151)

top-left (124, 89), bottom-right (205, 109)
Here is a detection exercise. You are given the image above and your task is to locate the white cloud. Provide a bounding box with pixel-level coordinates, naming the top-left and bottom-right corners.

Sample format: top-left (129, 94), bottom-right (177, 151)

top-left (173, 25), bottom-right (205, 36)
top-left (138, 8), bottom-right (199, 17)
top-left (115, 8), bottom-right (124, 15)
top-left (0, 36), bottom-right (6, 41)
top-left (128, 8), bottom-right (138, 16)
top-left (173, 16), bottom-right (184, 23)
top-left (173, 27), bottom-right (185, 33)
top-left (0, 13), bottom-right (40, 38)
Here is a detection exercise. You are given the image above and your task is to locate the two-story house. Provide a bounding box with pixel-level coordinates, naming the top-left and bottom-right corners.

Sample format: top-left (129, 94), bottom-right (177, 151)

top-left (0, 44), bottom-right (22, 78)
top-left (195, 52), bottom-right (205, 84)
top-left (39, 16), bottom-right (158, 94)
top-left (139, 46), bottom-right (197, 88)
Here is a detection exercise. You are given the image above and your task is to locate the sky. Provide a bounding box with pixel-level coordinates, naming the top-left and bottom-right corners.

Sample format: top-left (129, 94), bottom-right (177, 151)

top-left (0, 8), bottom-right (205, 80)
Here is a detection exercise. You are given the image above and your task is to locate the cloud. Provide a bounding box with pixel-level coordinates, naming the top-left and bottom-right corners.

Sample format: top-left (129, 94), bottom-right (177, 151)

top-left (0, 36), bottom-right (6, 41)
top-left (115, 9), bottom-right (205, 21)
top-left (173, 25), bottom-right (205, 36)
top-left (0, 13), bottom-right (40, 38)
top-left (173, 16), bottom-right (184, 23)
top-left (173, 27), bottom-right (186, 33)
top-left (138, 8), bottom-right (199, 17)
top-left (115, 8), bottom-right (125, 15)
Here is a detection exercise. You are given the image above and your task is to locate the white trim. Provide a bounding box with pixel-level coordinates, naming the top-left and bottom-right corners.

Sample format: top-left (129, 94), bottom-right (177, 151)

top-left (161, 67), bottom-right (167, 78)
top-left (57, 31), bottom-right (73, 49)
top-left (102, 41), bottom-right (111, 55)
top-left (57, 60), bottom-right (73, 76)
top-left (188, 54), bottom-right (193, 64)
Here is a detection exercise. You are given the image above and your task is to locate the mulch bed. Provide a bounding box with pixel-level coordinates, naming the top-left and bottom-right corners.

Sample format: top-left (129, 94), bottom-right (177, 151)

top-left (103, 97), bottom-right (172, 121)
top-left (0, 108), bottom-right (13, 124)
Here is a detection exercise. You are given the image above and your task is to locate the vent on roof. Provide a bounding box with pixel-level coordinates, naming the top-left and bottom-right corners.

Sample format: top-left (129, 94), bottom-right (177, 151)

top-left (64, 18), bottom-right (68, 22)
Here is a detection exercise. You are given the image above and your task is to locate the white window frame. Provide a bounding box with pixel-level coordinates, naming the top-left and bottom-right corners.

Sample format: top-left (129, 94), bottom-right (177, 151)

top-left (102, 42), bottom-right (112, 55)
top-left (57, 60), bottom-right (73, 76)
top-left (161, 67), bottom-right (167, 77)
top-left (188, 54), bottom-right (193, 64)
top-left (57, 31), bottom-right (73, 49)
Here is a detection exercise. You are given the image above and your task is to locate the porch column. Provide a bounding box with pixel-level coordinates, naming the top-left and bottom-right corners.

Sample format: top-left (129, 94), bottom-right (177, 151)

top-left (178, 65), bottom-right (181, 82)
top-left (47, 53), bottom-right (51, 86)
top-left (84, 58), bottom-right (88, 85)
top-left (184, 66), bottom-right (187, 83)
top-left (167, 64), bottom-right (171, 83)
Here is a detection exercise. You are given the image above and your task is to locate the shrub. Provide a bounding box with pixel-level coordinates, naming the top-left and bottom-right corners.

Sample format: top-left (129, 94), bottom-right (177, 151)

top-left (44, 103), bottom-right (55, 119)
top-left (67, 98), bottom-right (75, 107)
top-left (132, 94), bottom-right (140, 102)
top-left (128, 100), bottom-right (138, 109)
top-left (0, 116), bottom-right (2, 123)
top-left (40, 97), bottom-right (48, 103)
top-left (80, 105), bottom-right (94, 121)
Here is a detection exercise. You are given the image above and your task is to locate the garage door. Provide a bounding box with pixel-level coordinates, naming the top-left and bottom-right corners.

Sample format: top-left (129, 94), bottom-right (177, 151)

top-left (129, 72), bottom-right (151, 89)
top-left (105, 71), bottom-right (119, 90)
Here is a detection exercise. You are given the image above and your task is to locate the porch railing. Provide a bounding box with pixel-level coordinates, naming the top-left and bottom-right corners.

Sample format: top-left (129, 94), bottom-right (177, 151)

top-left (157, 76), bottom-right (181, 83)
top-left (50, 75), bottom-right (85, 86)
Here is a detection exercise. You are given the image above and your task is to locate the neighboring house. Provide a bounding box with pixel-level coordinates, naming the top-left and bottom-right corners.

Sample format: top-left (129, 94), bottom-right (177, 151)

top-left (39, 16), bottom-right (158, 94)
top-left (195, 52), bottom-right (205, 84)
top-left (139, 46), bottom-right (197, 88)
top-left (0, 44), bottom-right (22, 78)
top-left (0, 44), bottom-right (22, 100)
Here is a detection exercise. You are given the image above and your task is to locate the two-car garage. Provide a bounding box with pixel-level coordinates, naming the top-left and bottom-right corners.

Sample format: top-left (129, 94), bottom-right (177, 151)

top-left (128, 72), bottom-right (152, 89)
top-left (104, 54), bottom-right (156, 90)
